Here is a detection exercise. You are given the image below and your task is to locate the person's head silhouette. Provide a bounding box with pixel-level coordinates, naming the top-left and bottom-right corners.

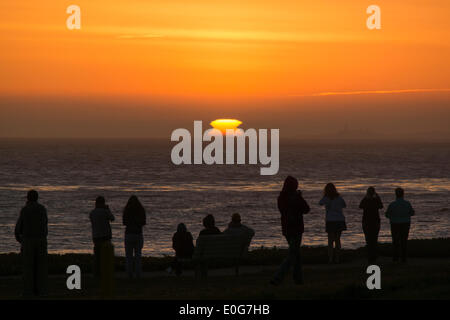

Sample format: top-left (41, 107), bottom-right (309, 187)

top-left (177, 223), bottom-right (187, 233)
top-left (282, 176), bottom-right (298, 193)
top-left (324, 183), bottom-right (339, 199)
top-left (95, 196), bottom-right (106, 208)
top-left (231, 213), bottom-right (241, 223)
top-left (395, 187), bottom-right (404, 198)
top-left (366, 186), bottom-right (376, 197)
top-left (203, 214), bottom-right (215, 229)
top-left (27, 190), bottom-right (39, 202)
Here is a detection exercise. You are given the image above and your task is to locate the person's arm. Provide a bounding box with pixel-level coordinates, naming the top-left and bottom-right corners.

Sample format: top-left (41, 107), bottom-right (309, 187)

top-left (188, 233), bottom-right (195, 255)
top-left (189, 233), bottom-right (194, 248)
top-left (341, 197), bottom-right (347, 209)
top-left (377, 196), bottom-right (384, 209)
top-left (277, 196), bottom-right (285, 213)
top-left (359, 199), bottom-right (365, 210)
top-left (319, 197), bottom-right (328, 206)
top-left (122, 211), bottom-right (128, 226)
top-left (172, 234), bottom-right (177, 251)
top-left (141, 209), bottom-right (147, 226)
top-left (106, 207), bottom-right (114, 221)
top-left (385, 203), bottom-right (392, 218)
top-left (246, 226), bottom-right (255, 238)
top-left (300, 196), bottom-right (311, 215)
top-left (43, 206), bottom-right (48, 237)
top-left (14, 209), bottom-right (24, 244)
top-left (409, 203), bottom-right (415, 217)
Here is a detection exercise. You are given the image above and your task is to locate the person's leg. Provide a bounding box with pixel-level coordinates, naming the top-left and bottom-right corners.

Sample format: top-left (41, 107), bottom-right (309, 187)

top-left (363, 224), bottom-right (371, 263)
top-left (100, 241), bottom-right (115, 297)
top-left (135, 234), bottom-right (143, 278)
top-left (272, 236), bottom-right (295, 284)
top-left (93, 242), bottom-right (101, 278)
top-left (125, 234), bottom-right (134, 278)
top-left (372, 223), bottom-right (380, 264)
top-left (201, 261), bottom-right (208, 278)
top-left (327, 233), bottom-right (334, 263)
top-left (35, 239), bottom-right (48, 296)
top-left (292, 235), bottom-right (303, 284)
top-left (22, 239), bottom-right (35, 296)
top-left (391, 224), bottom-right (400, 262)
top-left (365, 224), bottom-right (377, 264)
top-left (400, 223), bottom-right (410, 262)
top-left (334, 232), bottom-right (342, 263)
top-left (174, 257), bottom-right (182, 276)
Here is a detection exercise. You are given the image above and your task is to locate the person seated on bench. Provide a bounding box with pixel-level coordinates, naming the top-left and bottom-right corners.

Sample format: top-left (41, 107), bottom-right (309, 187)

top-left (198, 214), bottom-right (221, 237)
top-left (171, 223), bottom-right (194, 276)
top-left (223, 213), bottom-right (255, 246)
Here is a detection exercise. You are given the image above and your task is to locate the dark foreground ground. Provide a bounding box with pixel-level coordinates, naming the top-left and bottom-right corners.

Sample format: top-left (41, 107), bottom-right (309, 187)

top-left (0, 238), bottom-right (449, 299)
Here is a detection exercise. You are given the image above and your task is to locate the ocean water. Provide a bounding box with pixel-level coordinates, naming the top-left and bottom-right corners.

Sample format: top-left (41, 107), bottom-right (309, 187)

top-left (0, 139), bottom-right (449, 256)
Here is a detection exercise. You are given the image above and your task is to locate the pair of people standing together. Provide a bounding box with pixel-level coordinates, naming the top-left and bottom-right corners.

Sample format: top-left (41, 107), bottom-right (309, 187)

top-left (89, 195), bottom-right (146, 279)
top-left (271, 178), bottom-right (347, 286)
top-left (271, 176), bottom-right (415, 285)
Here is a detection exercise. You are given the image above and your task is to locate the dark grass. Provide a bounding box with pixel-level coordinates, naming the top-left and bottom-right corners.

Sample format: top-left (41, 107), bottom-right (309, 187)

top-left (0, 257), bottom-right (449, 300)
top-left (0, 238), bottom-right (449, 300)
top-left (1, 237), bottom-right (449, 276)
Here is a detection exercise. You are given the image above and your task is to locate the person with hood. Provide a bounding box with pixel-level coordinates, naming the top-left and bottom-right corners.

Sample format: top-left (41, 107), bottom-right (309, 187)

top-left (359, 186), bottom-right (383, 264)
top-left (171, 223), bottom-right (195, 276)
top-left (122, 195), bottom-right (146, 279)
top-left (15, 190), bottom-right (48, 297)
top-left (271, 176), bottom-right (310, 285)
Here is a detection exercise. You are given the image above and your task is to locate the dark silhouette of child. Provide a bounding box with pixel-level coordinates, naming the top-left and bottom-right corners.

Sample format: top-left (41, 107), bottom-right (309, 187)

top-left (172, 223), bottom-right (194, 276)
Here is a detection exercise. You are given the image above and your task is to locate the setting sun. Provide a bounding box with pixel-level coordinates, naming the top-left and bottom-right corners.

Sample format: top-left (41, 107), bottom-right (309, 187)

top-left (210, 119), bottom-right (243, 134)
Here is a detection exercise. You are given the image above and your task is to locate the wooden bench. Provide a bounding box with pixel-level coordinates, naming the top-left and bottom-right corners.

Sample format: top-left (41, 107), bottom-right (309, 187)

top-left (192, 234), bottom-right (252, 278)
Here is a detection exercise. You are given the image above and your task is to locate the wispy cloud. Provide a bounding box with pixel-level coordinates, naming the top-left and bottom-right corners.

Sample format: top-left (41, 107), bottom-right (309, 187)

top-left (114, 28), bottom-right (366, 43)
top-left (291, 88), bottom-right (450, 97)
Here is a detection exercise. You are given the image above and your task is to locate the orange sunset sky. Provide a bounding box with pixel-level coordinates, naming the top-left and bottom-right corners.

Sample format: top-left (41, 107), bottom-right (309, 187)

top-left (0, 0), bottom-right (449, 138)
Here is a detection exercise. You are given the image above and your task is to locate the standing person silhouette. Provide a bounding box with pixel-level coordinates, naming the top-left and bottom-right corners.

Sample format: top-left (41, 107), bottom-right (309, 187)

top-left (359, 187), bottom-right (383, 264)
top-left (271, 176), bottom-right (310, 285)
top-left (122, 195), bottom-right (146, 279)
top-left (385, 187), bottom-right (415, 263)
top-left (319, 183), bottom-right (347, 264)
top-left (14, 190), bottom-right (48, 297)
top-left (89, 196), bottom-right (114, 278)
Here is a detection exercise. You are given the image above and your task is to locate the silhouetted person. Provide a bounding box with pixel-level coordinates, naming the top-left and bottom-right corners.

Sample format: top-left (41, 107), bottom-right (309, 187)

top-left (196, 214), bottom-right (221, 278)
top-left (172, 223), bottom-right (195, 276)
top-left (223, 213), bottom-right (255, 246)
top-left (385, 188), bottom-right (415, 263)
top-left (359, 187), bottom-right (383, 264)
top-left (198, 214), bottom-right (221, 237)
top-left (319, 183), bottom-right (347, 264)
top-left (271, 176), bottom-right (310, 285)
top-left (89, 196), bottom-right (114, 278)
top-left (122, 195), bottom-right (146, 279)
top-left (14, 190), bottom-right (48, 297)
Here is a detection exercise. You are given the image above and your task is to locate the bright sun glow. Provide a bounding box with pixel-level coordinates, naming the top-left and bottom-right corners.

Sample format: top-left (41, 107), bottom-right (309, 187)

top-left (210, 119), bottom-right (242, 134)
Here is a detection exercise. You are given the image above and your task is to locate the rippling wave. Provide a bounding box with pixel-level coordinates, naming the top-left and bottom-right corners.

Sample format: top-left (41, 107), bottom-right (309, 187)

top-left (0, 139), bottom-right (449, 256)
